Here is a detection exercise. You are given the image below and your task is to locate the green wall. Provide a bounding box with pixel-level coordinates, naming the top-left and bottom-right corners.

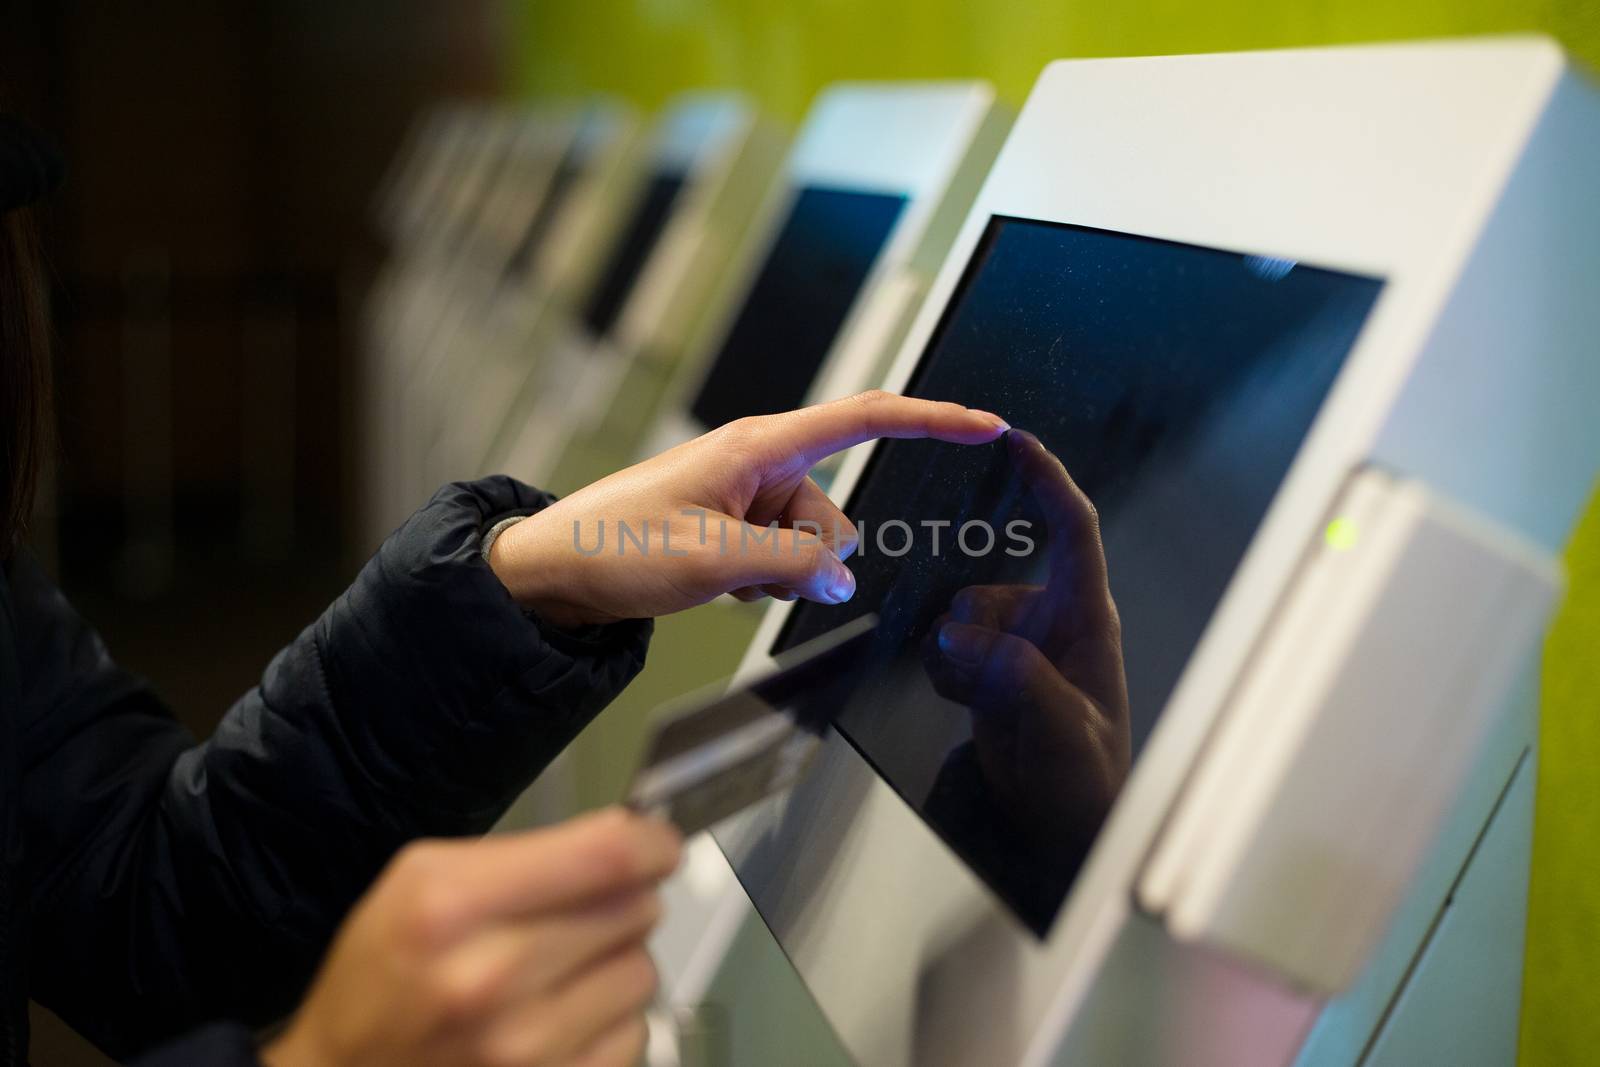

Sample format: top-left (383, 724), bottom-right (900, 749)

top-left (512, 5), bottom-right (1600, 1064)
top-left (513, 0), bottom-right (1600, 119)
top-left (1527, 491), bottom-right (1600, 1067)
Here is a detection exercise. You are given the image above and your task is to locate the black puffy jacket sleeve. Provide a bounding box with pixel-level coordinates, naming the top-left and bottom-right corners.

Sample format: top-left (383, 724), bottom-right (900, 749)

top-left (14, 477), bottom-right (650, 1064)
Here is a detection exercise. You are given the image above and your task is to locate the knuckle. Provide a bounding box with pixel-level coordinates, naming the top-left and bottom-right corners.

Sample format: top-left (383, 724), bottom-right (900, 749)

top-left (390, 839), bottom-right (443, 883)
top-left (1102, 600), bottom-right (1124, 639)
top-left (635, 889), bottom-right (665, 931)
top-left (713, 415), bottom-right (761, 449)
top-left (430, 965), bottom-right (496, 1024)
top-left (602, 1018), bottom-right (650, 1067)
top-left (518, 1022), bottom-right (558, 1067)
top-left (599, 838), bottom-right (645, 888)
top-left (400, 878), bottom-right (462, 949)
top-left (1078, 492), bottom-right (1102, 532)
top-left (620, 948), bottom-right (659, 1006)
top-left (475, 1043), bottom-right (516, 1067)
top-left (988, 632), bottom-right (1038, 675)
top-left (481, 1024), bottom-right (551, 1067)
top-left (792, 536), bottom-right (826, 569)
top-left (581, 822), bottom-right (647, 887)
top-left (589, 805), bottom-right (635, 837)
top-left (950, 586), bottom-right (983, 619)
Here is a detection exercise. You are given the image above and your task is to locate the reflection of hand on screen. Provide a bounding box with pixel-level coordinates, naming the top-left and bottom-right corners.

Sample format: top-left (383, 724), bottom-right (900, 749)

top-left (921, 431), bottom-right (1130, 849)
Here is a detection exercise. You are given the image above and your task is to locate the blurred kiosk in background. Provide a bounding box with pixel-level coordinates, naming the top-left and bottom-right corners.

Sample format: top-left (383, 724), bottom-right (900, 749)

top-left (369, 104), bottom-right (468, 255)
top-left (477, 93), bottom-right (788, 494)
top-left (639, 81), bottom-right (1011, 458)
top-left (364, 103), bottom-right (609, 541)
top-left (365, 101), bottom-right (644, 541)
top-left (649, 39), bottom-right (1600, 1067)
top-left (406, 100), bottom-right (645, 513)
top-left (364, 104), bottom-right (536, 543)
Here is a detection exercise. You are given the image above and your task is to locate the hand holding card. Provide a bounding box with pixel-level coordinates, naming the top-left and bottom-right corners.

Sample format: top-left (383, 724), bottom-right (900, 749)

top-left (626, 616), bottom-right (878, 835)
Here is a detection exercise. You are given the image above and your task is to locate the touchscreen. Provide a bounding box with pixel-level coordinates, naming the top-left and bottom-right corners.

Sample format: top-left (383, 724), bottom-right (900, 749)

top-left (773, 217), bottom-right (1382, 935)
top-left (689, 185), bottom-right (906, 429)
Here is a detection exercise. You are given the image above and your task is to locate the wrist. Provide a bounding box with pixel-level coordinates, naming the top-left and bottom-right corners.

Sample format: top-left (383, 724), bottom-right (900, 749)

top-left (486, 509), bottom-right (604, 629)
top-left (259, 1023), bottom-right (328, 1067)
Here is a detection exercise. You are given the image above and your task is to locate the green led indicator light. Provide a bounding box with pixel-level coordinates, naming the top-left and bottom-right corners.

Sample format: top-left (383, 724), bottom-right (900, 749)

top-left (1324, 516), bottom-right (1359, 551)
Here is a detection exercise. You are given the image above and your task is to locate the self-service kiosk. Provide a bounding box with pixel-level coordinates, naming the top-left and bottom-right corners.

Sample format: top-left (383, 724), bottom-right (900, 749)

top-left (649, 38), bottom-right (1600, 1067)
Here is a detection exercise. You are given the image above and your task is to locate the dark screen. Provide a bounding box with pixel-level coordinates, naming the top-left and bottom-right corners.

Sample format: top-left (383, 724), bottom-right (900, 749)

top-left (773, 217), bottom-right (1383, 935)
top-left (688, 185), bottom-right (906, 429)
top-left (581, 171), bottom-right (687, 338)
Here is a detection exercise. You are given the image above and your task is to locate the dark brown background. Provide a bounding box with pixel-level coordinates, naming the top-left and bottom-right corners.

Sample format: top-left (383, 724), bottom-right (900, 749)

top-left (2, 2), bottom-right (506, 1061)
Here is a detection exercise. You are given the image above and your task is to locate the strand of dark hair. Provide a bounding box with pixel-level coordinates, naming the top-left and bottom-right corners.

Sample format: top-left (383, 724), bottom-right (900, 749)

top-left (0, 206), bottom-right (51, 560)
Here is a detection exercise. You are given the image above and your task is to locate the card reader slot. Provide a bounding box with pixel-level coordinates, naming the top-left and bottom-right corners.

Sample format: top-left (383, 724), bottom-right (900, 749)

top-left (1137, 468), bottom-right (1558, 994)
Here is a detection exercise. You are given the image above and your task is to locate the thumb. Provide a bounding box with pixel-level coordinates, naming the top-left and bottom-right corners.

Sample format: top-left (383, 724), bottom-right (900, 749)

top-left (725, 522), bottom-right (857, 605)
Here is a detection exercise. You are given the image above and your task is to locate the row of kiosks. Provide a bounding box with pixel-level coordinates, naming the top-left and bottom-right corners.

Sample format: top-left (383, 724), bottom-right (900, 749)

top-left (641, 38), bottom-right (1600, 1067)
top-left (476, 94), bottom-right (789, 495)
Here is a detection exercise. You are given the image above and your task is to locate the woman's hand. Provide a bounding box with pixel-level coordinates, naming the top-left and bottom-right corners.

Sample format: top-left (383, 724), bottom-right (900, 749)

top-left (488, 391), bottom-right (1008, 627)
top-left (261, 808), bottom-right (681, 1067)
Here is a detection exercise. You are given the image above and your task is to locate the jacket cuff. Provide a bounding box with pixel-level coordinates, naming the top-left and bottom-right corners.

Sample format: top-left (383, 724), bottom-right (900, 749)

top-left (314, 475), bottom-right (651, 826)
top-left (474, 490), bottom-right (654, 659)
top-left (127, 1021), bottom-right (260, 1066)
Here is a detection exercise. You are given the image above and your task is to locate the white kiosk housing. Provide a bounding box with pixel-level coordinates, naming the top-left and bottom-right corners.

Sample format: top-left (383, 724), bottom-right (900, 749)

top-left (655, 38), bottom-right (1600, 1067)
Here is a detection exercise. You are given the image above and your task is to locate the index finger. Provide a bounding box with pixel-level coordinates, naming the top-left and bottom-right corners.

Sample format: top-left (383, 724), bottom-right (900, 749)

top-left (445, 808), bottom-right (682, 929)
top-left (773, 391), bottom-right (1008, 472)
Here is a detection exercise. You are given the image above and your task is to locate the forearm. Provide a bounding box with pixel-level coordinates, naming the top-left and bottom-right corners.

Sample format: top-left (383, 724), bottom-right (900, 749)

top-left (22, 478), bottom-right (652, 1058)
top-left (128, 1022), bottom-right (262, 1067)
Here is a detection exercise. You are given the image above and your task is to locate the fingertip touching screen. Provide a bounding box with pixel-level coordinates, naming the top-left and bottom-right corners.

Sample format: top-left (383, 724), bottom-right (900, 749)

top-left (582, 170), bottom-right (688, 338)
top-left (772, 217), bottom-right (1383, 936)
top-left (688, 185), bottom-right (907, 430)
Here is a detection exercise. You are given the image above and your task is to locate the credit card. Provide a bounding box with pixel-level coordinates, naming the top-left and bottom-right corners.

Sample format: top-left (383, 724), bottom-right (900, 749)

top-left (626, 615), bottom-right (878, 835)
